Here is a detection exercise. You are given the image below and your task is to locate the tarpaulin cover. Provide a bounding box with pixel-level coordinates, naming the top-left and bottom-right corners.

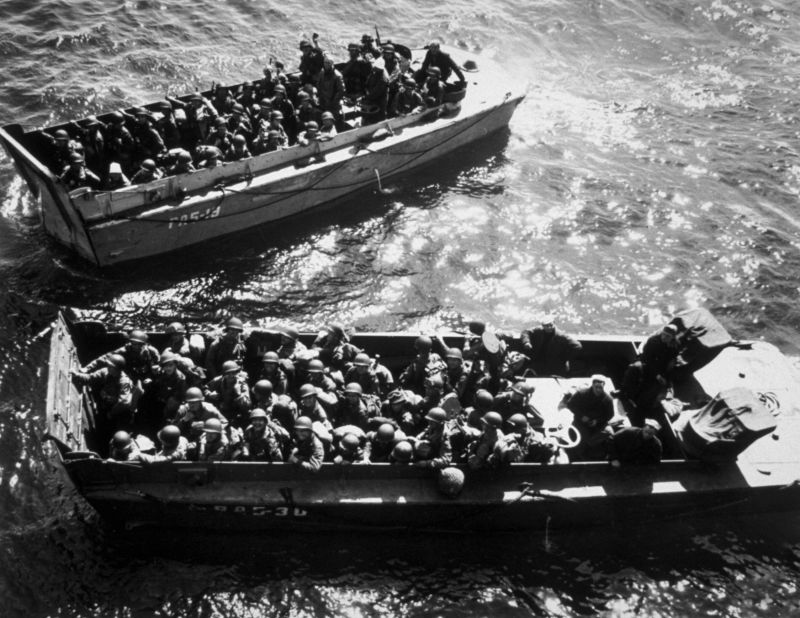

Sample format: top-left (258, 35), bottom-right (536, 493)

top-left (676, 387), bottom-right (776, 462)
top-left (670, 307), bottom-right (733, 352)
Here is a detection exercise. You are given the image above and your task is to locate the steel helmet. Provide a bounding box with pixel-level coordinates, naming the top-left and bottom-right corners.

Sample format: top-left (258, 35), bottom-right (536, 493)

top-left (128, 329), bottom-right (148, 344)
top-left (445, 347), bottom-right (463, 360)
top-left (54, 129), bottom-right (70, 140)
top-left (281, 326), bottom-right (298, 340)
top-left (298, 383), bottom-right (317, 399)
top-left (391, 440), bottom-right (413, 463)
top-left (249, 408), bottom-right (268, 421)
top-left (354, 353), bottom-right (371, 367)
top-left (427, 66), bottom-right (442, 77)
top-left (107, 354), bottom-right (126, 369)
top-left (185, 387), bottom-right (204, 402)
top-left (253, 379), bottom-right (273, 395)
top-left (221, 360), bottom-right (240, 374)
top-left (177, 150), bottom-right (193, 163)
top-left (305, 120), bottom-right (319, 131)
top-left (232, 102), bottom-right (245, 114)
top-left (475, 389), bottom-right (493, 409)
top-left (438, 466), bottom-right (465, 497)
top-left (110, 111), bottom-right (125, 123)
top-left (344, 382), bottom-right (363, 395)
top-left (481, 411), bottom-right (503, 428)
top-left (294, 415), bottom-right (313, 430)
top-left (203, 418), bottom-right (223, 434)
top-left (69, 152), bottom-right (84, 164)
top-left (376, 423), bottom-right (395, 443)
top-left (307, 359), bottom-right (324, 373)
top-left (225, 317), bottom-right (244, 331)
top-left (141, 159), bottom-right (157, 171)
top-left (232, 134), bottom-right (247, 145)
top-left (158, 424), bottom-right (181, 446)
top-left (297, 91), bottom-right (310, 102)
top-left (321, 111), bottom-right (334, 121)
top-left (507, 413), bottom-right (528, 433)
top-left (270, 110), bottom-right (284, 120)
top-left (340, 433), bottom-right (360, 451)
top-left (262, 351), bottom-right (280, 364)
top-left (214, 116), bottom-right (227, 128)
top-left (112, 430), bottom-right (132, 448)
top-left (414, 335), bottom-right (432, 352)
top-left (511, 381), bottom-right (532, 396)
top-left (425, 407), bottom-right (446, 424)
top-left (159, 350), bottom-right (177, 365)
top-left (165, 321), bottom-right (185, 335)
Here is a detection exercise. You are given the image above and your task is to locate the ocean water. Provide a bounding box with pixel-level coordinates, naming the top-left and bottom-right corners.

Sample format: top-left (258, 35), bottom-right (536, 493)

top-left (1, 0), bottom-right (800, 616)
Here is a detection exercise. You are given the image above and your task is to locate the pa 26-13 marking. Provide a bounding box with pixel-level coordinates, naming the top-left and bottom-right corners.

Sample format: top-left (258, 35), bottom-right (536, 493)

top-left (168, 205), bottom-right (221, 228)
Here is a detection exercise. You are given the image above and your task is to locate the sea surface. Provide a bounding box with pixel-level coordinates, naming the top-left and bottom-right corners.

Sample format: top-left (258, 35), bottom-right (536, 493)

top-left (1, 0), bottom-right (800, 616)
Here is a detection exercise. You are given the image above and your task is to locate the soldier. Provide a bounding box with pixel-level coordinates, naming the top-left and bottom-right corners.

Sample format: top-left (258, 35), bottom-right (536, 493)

top-left (195, 145), bottom-right (223, 169)
top-left (80, 329), bottom-right (159, 387)
top-left (71, 354), bottom-right (137, 430)
top-left (60, 152), bottom-right (101, 191)
top-left (102, 161), bottom-right (131, 191)
top-left (195, 418), bottom-right (232, 461)
top-left (493, 381), bottom-right (544, 428)
top-left (130, 158), bottom-right (164, 185)
top-left (211, 84), bottom-right (236, 116)
top-left (319, 111), bottom-right (337, 140)
top-left (639, 324), bottom-right (682, 387)
top-left (297, 120), bottom-right (321, 146)
top-left (69, 116), bottom-right (106, 175)
top-left (298, 34), bottom-right (324, 85)
top-left (520, 315), bottom-right (583, 377)
top-left (227, 102), bottom-right (254, 142)
top-left (311, 323), bottom-right (361, 375)
top-left (130, 107), bottom-right (166, 163)
top-left (151, 350), bottom-right (187, 421)
top-left (316, 55), bottom-right (345, 118)
top-left (421, 66), bottom-right (446, 108)
top-left (168, 92), bottom-right (218, 148)
top-left (502, 414), bottom-right (562, 464)
top-left (363, 423), bottom-right (407, 463)
top-left (288, 416), bottom-right (324, 472)
top-left (168, 150), bottom-right (195, 175)
top-left (45, 127), bottom-right (83, 174)
top-left (254, 66), bottom-right (278, 101)
top-left (440, 347), bottom-right (473, 404)
top-left (172, 387), bottom-right (228, 441)
top-left (359, 33), bottom-right (382, 59)
top-left (204, 360), bottom-right (251, 425)
top-left (413, 407), bottom-right (452, 469)
top-left (566, 375), bottom-right (615, 460)
top-left (205, 117), bottom-right (233, 155)
top-left (225, 134), bottom-right (252, 162)
top-left (399, 335), bottom-right (446, 394)
top-left (467, 411), bottom-right (505, 470)
top-left (381, 44), bottom-right (401, 85)
top-left (418, 41), bottom-right (466, 84)
top-left (419, 373), bottom-right (446, 417)
top-left (390, 440), bottom-right (414, 465)
top-left (277, 326), bottom-right (308, 363)
top-left (608, 419), bottom-right (663, 467)
top-left (376, 388), bottom-right (422, 435)
top-left (105, 111), bottom-right (136, 172)
top-left (335, 382), bottom-right (377, 430)
top-left (238, 408), bottom-right (283, 462)
top-left (235, 81), bottom-right (257, 110)
top-left (205, 316), bottom-right (248, 379)
top-left (343, 352), bottom-right (393, 398)
top-left (362, 62), bottom-right (389, 123)
top-left (461, 321), bottom-right (507, 394)
top-left (270, 86), bottom-right (297, 142)
top-left (296, 382), bottom-right (334, 433)
top-left (251, 379), bottom-right (277, 411)
top-left (137, 425), bottom-right (188, 463)
top-left (107, 431), bottom-right (143, 462)
top-left (390, 76), bottom-right (426, 117)
top-left (152, 101), bottom-right (182, 149)
top-left (342, 42), bottom-right (371, 97)
top-left (332, 431), bottom-right (366, 465)
top-left (256, 351), bottom-right (290, 395)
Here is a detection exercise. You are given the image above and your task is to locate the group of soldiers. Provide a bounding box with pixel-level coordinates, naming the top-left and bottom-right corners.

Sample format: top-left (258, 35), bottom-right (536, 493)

top-left (46, 35), bottom-right (467, 192)
top-left (72, 314), bottom-right (672, 471)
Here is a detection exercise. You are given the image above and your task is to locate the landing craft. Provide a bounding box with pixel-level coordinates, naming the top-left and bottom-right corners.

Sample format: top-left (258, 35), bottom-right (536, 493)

top-left (0, 44), bottom-right (524, 267)
top-left (44, 308), bottom-right (800, 533)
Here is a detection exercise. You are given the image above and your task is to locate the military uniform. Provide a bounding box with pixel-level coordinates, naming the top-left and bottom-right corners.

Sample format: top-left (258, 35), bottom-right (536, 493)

top-left (173, 402), bottom-right (228, 440)
top-left (520, 326), bottom-right (582, 376)
top-left (204, 372), bottom-right (251, 423)
top-left (240, 424), bottom-right (283, 461)
top-left (289, 433), bottom-right (325, 472)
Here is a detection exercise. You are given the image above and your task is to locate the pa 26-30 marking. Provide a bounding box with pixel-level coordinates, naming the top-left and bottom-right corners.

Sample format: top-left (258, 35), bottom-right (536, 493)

top-left (187, 504), bottom-right (308, 517)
